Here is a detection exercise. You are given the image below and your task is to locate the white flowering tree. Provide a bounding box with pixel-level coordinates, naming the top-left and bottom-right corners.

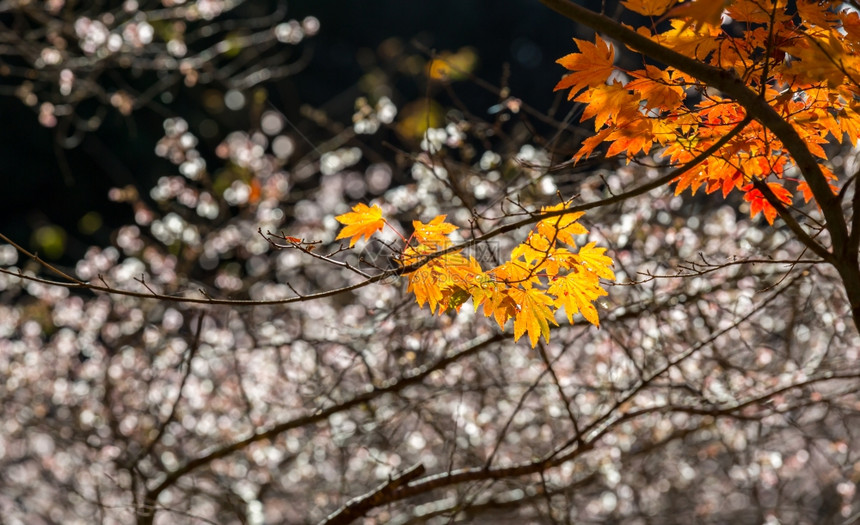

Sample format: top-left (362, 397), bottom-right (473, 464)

top-left (1, 0), bottom-right (317, 132)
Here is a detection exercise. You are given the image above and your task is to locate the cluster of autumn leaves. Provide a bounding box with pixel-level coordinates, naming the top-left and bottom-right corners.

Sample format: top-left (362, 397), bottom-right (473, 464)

top-left (330, 0), bottom-right (860, 346)
top-left (555, 0), bottom-right (860, 223)
top-left (335, 203), bottom-right (614, 347)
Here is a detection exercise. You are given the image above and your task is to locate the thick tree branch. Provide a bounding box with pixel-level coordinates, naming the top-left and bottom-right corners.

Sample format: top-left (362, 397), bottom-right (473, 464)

top-left (537, 0), bottom-right (846, 254)
top-left (749, 178), bottom-right (833, 262)
top-left (318, 463), bottom-right (427, 525)
top-left (538, 0), bottom-right (860, 330)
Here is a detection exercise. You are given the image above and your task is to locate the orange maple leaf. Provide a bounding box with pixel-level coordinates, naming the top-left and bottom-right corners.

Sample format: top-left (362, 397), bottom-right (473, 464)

top-left (626, 66), bottom-right (686, 111)
top-left (727, 0), bottom-right (782, 24)
top-left (605, 117), bottom-right (655, 159)
top-left (573, 128), bottom-right (613, 164)
top-left (576, 83), bottom-right (641, 129)
top-left (842, 10), bottom-right (860, 43)
top-left (665, 0), bottom-right (732, 29)
top-left (796, 0), bottom-right (838, 29)
top-left (554, 35), bottom-right (616, 100)
top-left (649, 19), bottom-right (721, 61)
top-left (743, 182), bottom-right (793, 225)
top-left (335, 203), bottom-right (386, 247)
top-left (622, 0), bottom-right (677, 17)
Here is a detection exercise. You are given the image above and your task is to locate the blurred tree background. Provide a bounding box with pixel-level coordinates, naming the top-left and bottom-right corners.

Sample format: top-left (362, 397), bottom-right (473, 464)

top-left (5, 1), bottom-right (860, 523)
top-left (0, 0), bottom-right (580, 262)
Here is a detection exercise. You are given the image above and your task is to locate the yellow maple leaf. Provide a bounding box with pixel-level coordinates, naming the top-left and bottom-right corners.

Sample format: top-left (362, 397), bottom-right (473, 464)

top-left (554, 35), bottom-right (616, 100)
top-left (574, 242), bottom-right (616, 280)
top-left (412, 215), bottom-right (458, 246)
top-left (489, 292), bottom-right (520, 330)
top-left (335, 203), bottom-right (386, 247)
top-left (508, 286), bottom-right (558, 347)
top-left (511, 233), bottom-right (553, 265)
top-left (541, 247), bottom-right (577, 278)
top-left (439, 254), bottom-right (482, 312)
top-left (403, 251), bottom-right (446, 313)
top-left (407, 270), bottom-right (445, 312)
top-left (356, 202), bottom-right (615, 344)
top-left (536, 204), bottom-right (587, 246)
top-left (548, 271), bottom-right (607, 326)
top-left (446, 255), bottom-right (484, 291)
top-left (469, 273), bottom-right (497, 309)
top-left (495, 259), bottom-right (540, 287)
top-left (471, 280), bottom-right (518, 329)
top-left (402, 245), bottom-right (471, 314)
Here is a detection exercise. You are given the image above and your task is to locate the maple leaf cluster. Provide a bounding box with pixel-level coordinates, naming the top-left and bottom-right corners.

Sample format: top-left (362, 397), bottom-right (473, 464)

top-left (336, 203), bottom-right (615, 347)
top-left (554, 0), bottom-right (860, 224)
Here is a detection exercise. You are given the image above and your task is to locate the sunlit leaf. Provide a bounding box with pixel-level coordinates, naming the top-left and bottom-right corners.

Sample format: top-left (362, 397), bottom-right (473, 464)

top-left (335, 203), bottom-right (386, 247)
top-left (548, 270), bottom-right (607, 326)
top-left (554, 35), bottom-right (616, 100)
top-left (508, 285), bottom-right (558, 346)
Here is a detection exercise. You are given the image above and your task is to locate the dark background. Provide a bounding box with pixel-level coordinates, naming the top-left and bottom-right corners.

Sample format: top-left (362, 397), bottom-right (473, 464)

top-left (0, 0), bottom-right (595, 262)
